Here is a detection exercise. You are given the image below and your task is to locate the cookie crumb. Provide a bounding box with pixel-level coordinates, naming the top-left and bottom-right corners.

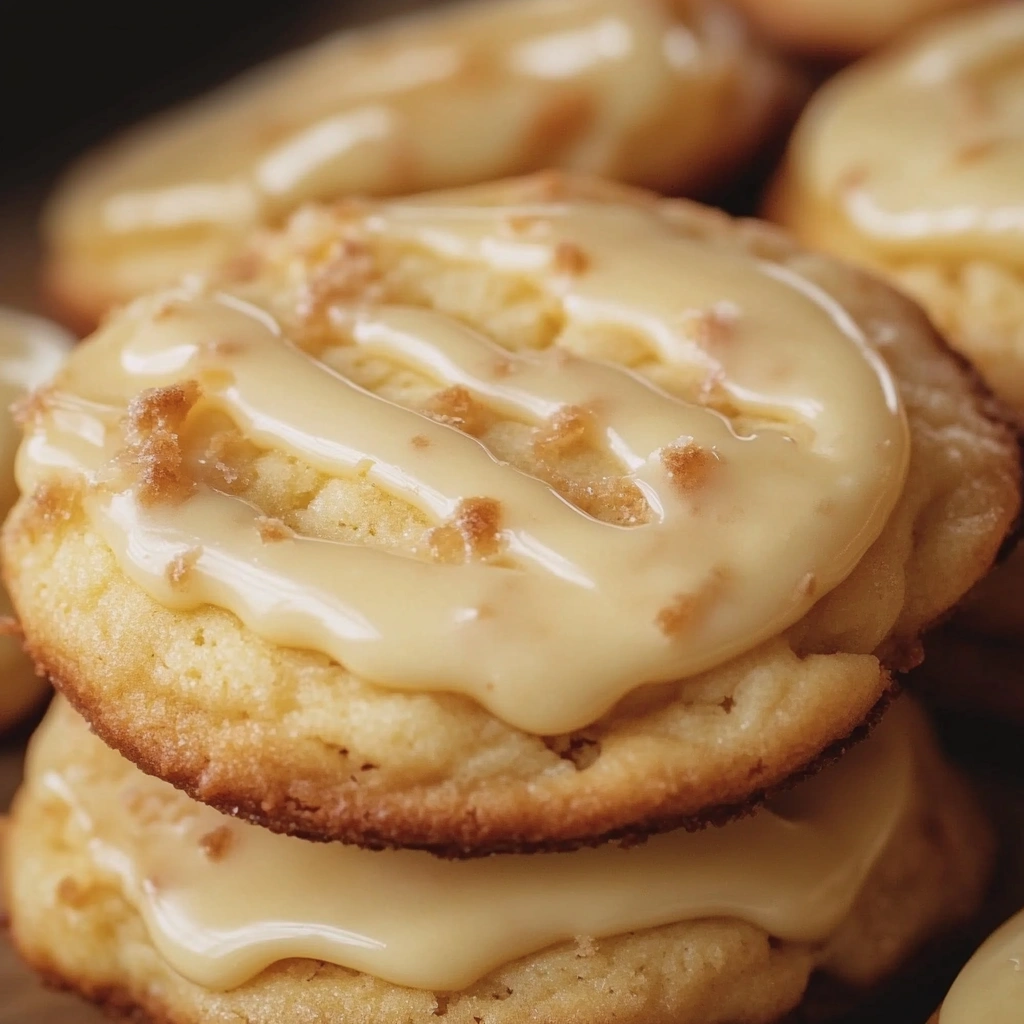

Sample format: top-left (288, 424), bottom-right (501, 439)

top-left (532, 405), bottom-right (595, 459)
top-left (122, 381), bottom-right (202, 505)
top-left (428, 497), bottom-right (503, 563)
top-left (199, 826), bottom-right (235, 862)
top-left (166, 548), bottom-right (202, 589)
top-left (553, 241), bottom-right (589, 275)
top-left (455, 497), bottom-right (503, 559)
top-left (299, 238), bottom-right (381, 321)
top-left (662, 441), bottom-right (719, 493)
top-left (423, 385), bottom-right (491, 436)
top-left (255, 515), bottom-right (294, 543)
top-left (656, 592), bottom-right (700, 636)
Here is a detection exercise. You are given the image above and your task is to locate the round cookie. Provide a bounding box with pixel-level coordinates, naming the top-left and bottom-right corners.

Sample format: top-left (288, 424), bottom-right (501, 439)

top-left (767, 3), bottom-right (1024, 703)
top-left (42, 0), bottom-right (800, 331)
top-left (4, 174), bottom-right (1019, 854)
top-left (3, 697), bottom-right (996, 1024)
top-left (0, 309), bottom-right (73, 733)
top-left (727, 0), bottom-right (985, 59)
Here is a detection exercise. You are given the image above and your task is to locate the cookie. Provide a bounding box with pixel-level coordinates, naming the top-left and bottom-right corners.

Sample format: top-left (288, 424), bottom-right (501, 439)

top-left (3, 696), bottom-right (995, 1024)
top-left (0, 309), bottom-right (73, 732)
top-left (42, 0), bottom-right (800, 331)
top-left (727, 0), bottom-right (984, 59)
top-left (931, 908), bottom-right (1024, 1023)
top-left (769, 3), bottom-right (1024, 420)
top-left (767, 3), bottom-right (1024, 690)
top-left (5, 174), bottom-right (1018, 854)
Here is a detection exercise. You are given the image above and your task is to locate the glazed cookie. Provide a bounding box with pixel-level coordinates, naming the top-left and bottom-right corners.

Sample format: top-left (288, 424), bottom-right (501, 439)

top-left (727, 0), bottom-right (984, 59)
top-left (769, 3), bottom-right (1024, 420)
top-left (5, 173), bottom-right (1019, 855)
top-left (930, 907), bottom-right (1024, 1023)
top-left (42, 0), bottom-right (799, 331)
top-left (3, 697), bottom-right (995, 1024)
top-left (0, 309), bottom-right (73, 732)
top-left (768, 3), bottom-right (1024, 693)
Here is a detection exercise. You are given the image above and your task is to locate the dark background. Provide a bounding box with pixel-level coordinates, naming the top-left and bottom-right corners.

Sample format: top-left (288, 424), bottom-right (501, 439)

top-left (0, 0), bottom-right (428, 189)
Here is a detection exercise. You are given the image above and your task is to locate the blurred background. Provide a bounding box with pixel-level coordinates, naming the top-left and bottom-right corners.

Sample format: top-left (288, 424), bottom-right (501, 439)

top-left (0, 0), bottom-right (433, 189)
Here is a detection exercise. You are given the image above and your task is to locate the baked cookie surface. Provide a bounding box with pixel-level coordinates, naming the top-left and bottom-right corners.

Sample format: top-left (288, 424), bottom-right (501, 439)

top-left (42, 0), bottom-right (798, 330)
top-left (2, 697), bottom-right (995, 1024)
top-left (769, 3), bottom-right (1024, 671)
top-left (769, 3), bottom-right (1024, 418)
top-left (5, 175), bottom-right (1018, 853)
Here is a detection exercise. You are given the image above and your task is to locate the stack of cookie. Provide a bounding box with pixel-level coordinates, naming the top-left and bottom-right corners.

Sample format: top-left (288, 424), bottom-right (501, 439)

top-left (3, 1), bottom-right (1024, 1023)
top-left (2, 173), bottom-right (1020, 1023)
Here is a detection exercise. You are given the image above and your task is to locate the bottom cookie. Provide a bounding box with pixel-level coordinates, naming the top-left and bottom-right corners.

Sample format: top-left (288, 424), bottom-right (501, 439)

top-left (4, 698), bottom-right (994, 1024)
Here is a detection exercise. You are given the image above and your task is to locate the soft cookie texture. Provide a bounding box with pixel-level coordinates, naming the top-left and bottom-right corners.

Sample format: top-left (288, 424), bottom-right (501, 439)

top-left (768, 3), bottom-right (1024, 688)
top-left (42, 0), bottom-right (799, 331)
top-left (768, 4), bottom-right (1024, 420)
top-left (2, 698), bottom-right (996, 1024)
top-left (727, 0), bottom-right (983, 58)
top-left (4, 175), bottom-right (1019, 854)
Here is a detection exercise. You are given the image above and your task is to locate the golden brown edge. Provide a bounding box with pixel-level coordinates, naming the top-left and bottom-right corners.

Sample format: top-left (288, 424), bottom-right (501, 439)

top-left (21, 630), bottom-right (897, 856)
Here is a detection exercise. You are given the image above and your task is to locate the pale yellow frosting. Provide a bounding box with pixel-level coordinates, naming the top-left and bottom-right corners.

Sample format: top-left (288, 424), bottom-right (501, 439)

top-left (31, 697), bottom-right (920, 993)
top-left (789, 3), bottom-right (1024, 267)
top-left (17, 197), bottom-right (909, 734)
top-left (47, 0), bottom-right (782, 309)
top-left (0, 309), bottom-right (72, 728)
top-left (942, 907), bottom-right (1024, 1024)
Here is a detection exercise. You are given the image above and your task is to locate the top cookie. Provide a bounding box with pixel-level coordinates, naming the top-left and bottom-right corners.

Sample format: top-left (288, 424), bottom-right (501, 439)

top-left (6, 174), bottom-right (1018, 854)
top-left (769, 3), bottom-right (1024, 417)
top-left (41, 0), bottom-right (798, 331)
top-left (727, 0), bottom-right (984, 58)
